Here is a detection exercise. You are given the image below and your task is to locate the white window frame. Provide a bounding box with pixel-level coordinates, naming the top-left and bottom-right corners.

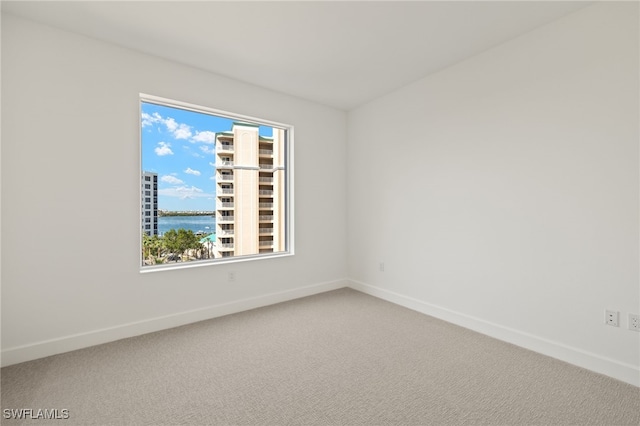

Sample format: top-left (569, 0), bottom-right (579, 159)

top-left (139, 93), bottom-right (294, 273)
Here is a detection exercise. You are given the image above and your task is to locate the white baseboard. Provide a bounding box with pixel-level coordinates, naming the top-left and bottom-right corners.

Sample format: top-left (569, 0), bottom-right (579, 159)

top-left (1, 279), bottom-right (347, 368)
top-left (348, 279), bottom-right (640, 387)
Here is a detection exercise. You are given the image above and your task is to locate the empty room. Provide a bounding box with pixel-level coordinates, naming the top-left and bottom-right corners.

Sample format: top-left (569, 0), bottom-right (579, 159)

top-left (1, 1), bottom-right (639, 425)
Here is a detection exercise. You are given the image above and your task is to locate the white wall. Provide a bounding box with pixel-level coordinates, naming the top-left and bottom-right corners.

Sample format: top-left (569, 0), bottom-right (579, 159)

top-left (1, 14), bottom-right (348, 364)
top-left (347, 2), bottom-right (639, 386)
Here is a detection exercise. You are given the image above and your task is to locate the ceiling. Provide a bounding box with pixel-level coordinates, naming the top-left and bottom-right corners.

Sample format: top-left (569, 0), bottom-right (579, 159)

top-left (2, 1), bottom-right (593, 111)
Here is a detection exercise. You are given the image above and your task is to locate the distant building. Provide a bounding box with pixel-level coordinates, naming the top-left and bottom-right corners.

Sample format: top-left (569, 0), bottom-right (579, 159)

top-left (214, 122), bottom-right (285, 258)
top-left (141, 172), bottom-right (158, 236)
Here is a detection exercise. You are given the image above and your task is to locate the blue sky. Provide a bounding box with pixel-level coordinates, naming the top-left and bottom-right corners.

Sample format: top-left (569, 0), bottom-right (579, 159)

top-left (141, 102), bottom-right (272, 211)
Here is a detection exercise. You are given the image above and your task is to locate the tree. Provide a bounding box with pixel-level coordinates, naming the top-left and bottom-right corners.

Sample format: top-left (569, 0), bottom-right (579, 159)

top-left (142, 233), bottom-right (167, 264)
top-left (163, 228), bottom-right (201, 261)
top-left (188, 235), bottom-right (205, 259)
top-left (149, 234), bottom-right (164, 261)
top-left (142, 232), bottom-right (152, 263)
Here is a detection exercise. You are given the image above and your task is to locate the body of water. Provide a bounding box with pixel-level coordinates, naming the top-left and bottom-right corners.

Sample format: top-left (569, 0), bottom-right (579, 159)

top-left (158, 215), bottom-right (216, 236)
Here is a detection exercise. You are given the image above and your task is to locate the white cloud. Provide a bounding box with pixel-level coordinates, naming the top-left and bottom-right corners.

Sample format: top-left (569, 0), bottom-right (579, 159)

top-left (155, 141), bottom-right (173, 156)
top-left (143, 112), bottom-right (164, 128)
top-left (143, 112), bottom-right (192, 140)
top-left (185, 167), bottom-right (201, 176)
top-left (163, 117), bottom-right (192, 139)
top-left (192, 131), bottom-right (216, 144)
top-left (158, 185), bottom-right (209, 200)
top-left (200, 145), bottom-right (215, 155)
top-left (141, 112), bottom-right (159, 127)
top-left (164, 117), bottom-right (177, 132)
top-left (173, 124), bottom-right (192, 140)
top-left (209, 162), bottom-right (215, 167)
top-left (161, 175), bottom-right (184, 185)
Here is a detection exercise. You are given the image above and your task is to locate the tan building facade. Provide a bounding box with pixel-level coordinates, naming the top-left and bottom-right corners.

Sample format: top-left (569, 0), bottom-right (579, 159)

top-left (215, 123), bottom-right (285, 258)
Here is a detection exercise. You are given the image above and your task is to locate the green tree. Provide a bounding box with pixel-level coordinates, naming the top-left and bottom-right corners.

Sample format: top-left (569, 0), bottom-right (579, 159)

top-left (150, 234), bottom-right (164, 260)
top-left (142, 232), bottom-right (152, 263)
top-left (188, 235), bottom-right (205, 259)
top-left (142, 233), bottom-right (166, 264)
top-left (163, 228), bottom-right (201, 261)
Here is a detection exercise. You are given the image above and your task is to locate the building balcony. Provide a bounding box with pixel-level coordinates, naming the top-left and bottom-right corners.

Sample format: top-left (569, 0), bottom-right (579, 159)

top-left (218, 243), bottom-right (235, 249)
top-left (217, 202), bottom-right (235, 209)
top-left (259, 190), bottom-right (274, 196)
top-left (259, 240), bottom-right (274, 247)
top-left (259, 215), bottom-right (274, 221)
top-left (259, 149), bottom-right (273, 156)
top-left (259, 177), bottom-right (274, 183)
top-left (217, 160), bottom-right (234, 168)
top-left (258, 203), bottom-right (274, 209)
top-left (218, 216), bottom-right (234, 222)
top-left (259, 228), bottom-right (274, 235)
top-left (218, 229), bottom-right (234, 236)
top-left (259, 164), bottom-right (273, 170)
top-left (219, 188), bottom-right (234, 195)
top-left (218, 144), bottom-right (234, 152)
top-left (218, 175), bottom-right (234, 181)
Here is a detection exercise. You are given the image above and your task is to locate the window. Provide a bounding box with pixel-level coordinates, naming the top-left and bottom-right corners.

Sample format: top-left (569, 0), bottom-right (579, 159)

top-left (140, 94), bottom-right (293, 271)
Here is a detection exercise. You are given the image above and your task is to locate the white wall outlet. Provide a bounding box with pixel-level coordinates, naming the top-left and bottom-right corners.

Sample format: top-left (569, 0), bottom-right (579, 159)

top-left (629, 313), bottom-right (640, 332)
top-left (605, 310), bottom-right (619, 327)
top-left (228, 271), bottom-right (235, 282)
top-left (379, 262), bottom-right (385, 272)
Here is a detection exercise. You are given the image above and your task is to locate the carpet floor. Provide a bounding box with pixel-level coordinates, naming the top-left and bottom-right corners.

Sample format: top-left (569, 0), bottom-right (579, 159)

top-left (2, 288), bottom-right (639, 425)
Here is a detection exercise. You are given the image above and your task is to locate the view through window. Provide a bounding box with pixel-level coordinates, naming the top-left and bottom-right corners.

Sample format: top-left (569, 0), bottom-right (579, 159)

top-left (140, 95), bottom-right (292, 270)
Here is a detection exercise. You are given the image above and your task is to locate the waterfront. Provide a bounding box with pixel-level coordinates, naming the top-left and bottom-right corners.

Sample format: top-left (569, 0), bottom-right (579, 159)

top-left (158, 215), bottom-right (216, 236)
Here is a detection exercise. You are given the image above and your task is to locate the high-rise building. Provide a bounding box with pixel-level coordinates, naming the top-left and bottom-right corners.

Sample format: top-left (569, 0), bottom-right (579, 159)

top-left (141, 172), bottom-right (158, 236)
top-left (214, 123), bottom-right (285, 258)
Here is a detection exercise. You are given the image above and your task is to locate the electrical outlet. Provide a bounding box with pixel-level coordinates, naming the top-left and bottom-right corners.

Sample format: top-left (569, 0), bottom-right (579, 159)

top-left (629, 314), bottom-right (640, 332)
top-left (228, 272), bottom-right (235, 282)
top-left (605, 310), bottom-right (619, 327)
top-left (379, 262), bottom-right (385, 272)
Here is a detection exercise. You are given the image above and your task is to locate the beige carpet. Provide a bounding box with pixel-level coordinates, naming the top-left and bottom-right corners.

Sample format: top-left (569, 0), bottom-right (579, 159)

top-left (1, 288), bottom-right (639, 425)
